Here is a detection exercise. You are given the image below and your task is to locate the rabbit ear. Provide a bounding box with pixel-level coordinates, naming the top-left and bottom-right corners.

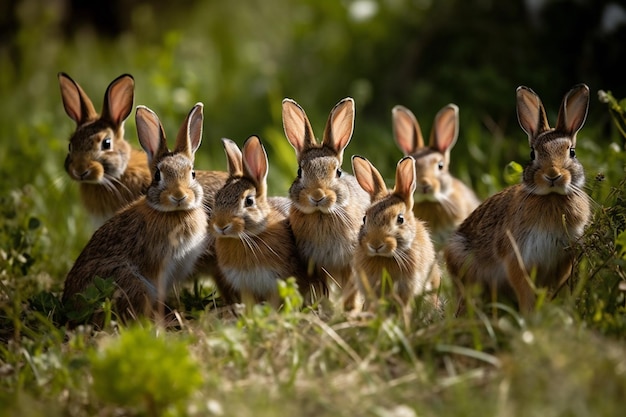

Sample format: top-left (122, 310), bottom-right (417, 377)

top-left (222, 138), bottom-right (243, 176)
top-left (516, 86), bottom-right (550, 142)
top-left (58, 72), bottom-right (98, 125)
top-left (555, 84), bottom-right (589, 143)
top-left (393, 156), bottom-right (416, 208)
top-left (101, 74), bottom-right (134, 127)
top-left (392, 105), bottom-right (424, 154)
top-left (174, 103), bottom-right (203, 157)
top-left (136, 106), bottom-right (168, 165)
top-left (282, 98), bottom-right (317, 158)
top-left (352, 155), bottom-right (387, 201)
top-left (323, 97), bottom-right (355, 159)
top-left (242, 135), bottom-right (269, 193)
top-left (430, 104), bottom-right (459, 154)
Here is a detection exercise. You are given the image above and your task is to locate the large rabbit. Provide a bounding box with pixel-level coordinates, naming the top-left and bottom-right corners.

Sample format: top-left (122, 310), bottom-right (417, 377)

top-left (62, 103), bottom-right (208, 324)
top-left (210, 136), bottom-right (327, 307)
top-left (392, 104), bottom-right (480, 248)
top-left (58, 73), bottom-right (150, 225)
top-left (282, 97), bottom-right (371, 310)
top-left (444, 84), bottom-right (591, 314)
top-left (352, 155), bottom-right (440, 311)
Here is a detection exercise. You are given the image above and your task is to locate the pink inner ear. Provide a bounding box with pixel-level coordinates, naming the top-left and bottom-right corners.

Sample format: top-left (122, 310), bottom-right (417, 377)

top-left (393, 106), bottom-right (423, 154)
top-left (104, 77), bottom-right (134, 126)
top-left (243, 136), bottom-right (268, 185)
top-left (282, 100), bottom-right (314, 154)
top-left (394, 157), bottom-right (416, 201)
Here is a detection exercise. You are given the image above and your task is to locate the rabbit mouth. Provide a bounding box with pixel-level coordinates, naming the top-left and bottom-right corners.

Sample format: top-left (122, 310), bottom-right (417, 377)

top-left (365, 242), bottom-right (394, 257)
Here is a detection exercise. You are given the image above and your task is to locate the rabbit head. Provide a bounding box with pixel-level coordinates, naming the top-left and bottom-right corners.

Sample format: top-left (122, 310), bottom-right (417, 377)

top-left (392, 104), bottom-right (460, 203)
top-left (353, 155), bottom-right (418, 259)
top-left (211, 135), bottom-right (272, 238)
top-left (517, 84), bottom-right (589, 197)
top-left (135, 103), bottom-right (204, 213)
top-left (283, 97), bottom-right (363, 214)
top-left (59, 73), bottom-right (135, 183)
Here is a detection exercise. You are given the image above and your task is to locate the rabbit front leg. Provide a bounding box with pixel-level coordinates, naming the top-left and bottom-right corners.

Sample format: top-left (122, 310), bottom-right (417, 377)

top-left (505, 256), bottom-right (536, 314)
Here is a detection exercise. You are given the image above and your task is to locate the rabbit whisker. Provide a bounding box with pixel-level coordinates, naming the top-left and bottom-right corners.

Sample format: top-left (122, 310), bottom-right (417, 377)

top-left (240, 231), bottom-right (263, 263)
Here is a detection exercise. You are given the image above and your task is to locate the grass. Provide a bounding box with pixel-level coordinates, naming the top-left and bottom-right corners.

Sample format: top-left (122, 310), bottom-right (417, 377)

top-left (2, 1), bottom-right (626, 416)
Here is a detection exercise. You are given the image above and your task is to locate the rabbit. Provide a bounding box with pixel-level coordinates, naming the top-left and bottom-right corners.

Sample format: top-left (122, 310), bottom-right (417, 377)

top-left (58, 72), bottom-right (151, 226)
top-left (352, 155), bottom-right (440, 311)
top-left (62, 103), bottom-right (209, 324)
top-left (58, 73), bottom-right (229, 229)
top-left (392, 104), bottom-right (480, 249)
top-left (444, 84), bottom-right (591, 314)
top-left (282, 97), bottom-right (371, 310)
top-left (210, 136), bottom-right (327, 308)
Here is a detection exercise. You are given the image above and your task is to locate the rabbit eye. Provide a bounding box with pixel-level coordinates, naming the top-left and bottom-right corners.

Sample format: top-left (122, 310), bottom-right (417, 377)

top-left (191, 170), bottom-right (196, 180)
top-left (68, 143), bottom-right (72, 152)
top-left (437, 161), bottom-right (444, 170)
top-left (530, 149), bottom-right (536, 161)
top-left (362, 215), bottom-right (366, 224)
top-left (569, 147), bottom-right (576, 158)
top-left (101, 137), bottom-right (112, 150)
top-left (397, 214), bottom-right (405, 225)
top-left (336, 169), bottom-right (343, 178)
top-left (154, 168), bottom-right (161, 182)
top-left (244, 195), bottom-right (255, 207)
top-left (297, 167), bottom-right (302, 178)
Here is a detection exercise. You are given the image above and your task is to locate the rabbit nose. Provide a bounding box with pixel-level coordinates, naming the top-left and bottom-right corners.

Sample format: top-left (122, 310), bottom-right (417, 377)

top-left (309, 189), bottom-right (327, 205)
top-left (545, 171), bottom-right (562, 185)
top-left (368, 242), bottom-right (385, 254)
top-left (213, 223), bottom-right (232, 235)
top-left (76, 168), bottom-right (91, 180)
top-left (170, 194), bottom-right (188, 204)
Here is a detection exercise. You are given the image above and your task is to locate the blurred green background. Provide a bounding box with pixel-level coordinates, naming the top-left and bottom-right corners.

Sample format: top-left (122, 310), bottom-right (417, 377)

top-left (1, 0), bottom-right (625, 285)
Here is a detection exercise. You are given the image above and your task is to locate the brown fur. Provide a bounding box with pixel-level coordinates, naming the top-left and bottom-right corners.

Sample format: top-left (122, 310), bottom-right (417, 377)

top-left (210, 136), bottom-right (326, 307)
top-left (282, 98), bottom-right (371, 310)
top-left (444, 84), bottom-right (592, 314)
top-left (392, 104), bottom-right (480, 248)
top-left (62, 104), bottom-right (208, 325)
top-left (353, 156), bottom-right (440, 311)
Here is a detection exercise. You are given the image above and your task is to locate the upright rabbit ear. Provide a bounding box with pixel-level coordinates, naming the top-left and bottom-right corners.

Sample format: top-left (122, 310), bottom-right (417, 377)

top-left (323, 97), bottom-right (355, 159)
top-left (174, 103), bottom-right (203, 157)
top-left (242, 135), bottom-right (269, 193)
top-left (430, 104), bottom-right (459, 154)
top-left (392, 105), bottom-right (424, 155)
top-left (136, 106), bottom-right (168, 166)
top-left (58, 72), bottom-right (98, 125)
top-left (555, 84), bottom-right (589, 143)
top-left (352, 155), bottom-right (387, 202)
top-left (101, 74), bottom-right (134, 127)
top-left (282, 98), bottom-right (317, 158)
top-left (222, 138), bottom-right (243, 176)
top-left (393, 156), bottom-right (416, 209)
top-left (516, 86), bottom-right (550, 143)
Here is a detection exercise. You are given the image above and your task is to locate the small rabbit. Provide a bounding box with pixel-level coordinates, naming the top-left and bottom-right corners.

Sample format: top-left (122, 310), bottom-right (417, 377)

top-left (58, 72), bottom-right (150, 225)
top-left (444, 84), bottom-right (591, 314)
top-left (352, 155), bottom-right (440, 310)
top-left (282, 97), bottom-right (371, 310)
top-left (62, 103), bottom-right (209, 323)
top-left (392, 104), bottom-right (480, 248)
top-left (210, 136), bottom-right (326, 307)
